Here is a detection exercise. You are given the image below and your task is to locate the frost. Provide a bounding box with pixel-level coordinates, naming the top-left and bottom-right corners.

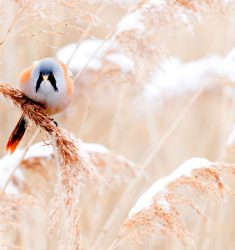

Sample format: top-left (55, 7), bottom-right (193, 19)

top-left (129, 158), bottom-right (212, 217)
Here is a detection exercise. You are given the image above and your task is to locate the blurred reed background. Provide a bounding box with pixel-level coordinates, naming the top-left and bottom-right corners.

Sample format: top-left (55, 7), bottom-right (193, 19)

top-left (1, 0), bottom-right (235, 249)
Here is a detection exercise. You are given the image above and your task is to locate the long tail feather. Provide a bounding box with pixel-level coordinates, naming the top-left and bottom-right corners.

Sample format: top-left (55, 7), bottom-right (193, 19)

top-left (6, 115), bottom-right (28, 154)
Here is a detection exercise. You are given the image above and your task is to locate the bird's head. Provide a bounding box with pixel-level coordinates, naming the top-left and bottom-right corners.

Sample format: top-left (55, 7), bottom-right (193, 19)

top-left (33, 58), bottom-right (63, 93)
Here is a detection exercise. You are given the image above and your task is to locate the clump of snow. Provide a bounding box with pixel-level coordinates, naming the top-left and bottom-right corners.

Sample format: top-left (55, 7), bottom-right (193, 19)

top-left (0, 142), bottom-right (54, 194)
top-left (145, 55), bottom-right (221, 99)
top-left (106, 53), bottom-right (134, 73)
top-left (80, 142), bottom-right (108, 154)
top-left (57, 39), bottom-right (134, 74)
top-left (0, 141), bottom-right (120, 194)
top-left (142, 0), bottom-right (167, 11)
top-left (117, 11), bottom-right (145, 33)
top-left (24, 142), bottom-right (53, 159)
top-left (145, 48), bottom-right (235, 100)
top-left (223, 0), bottom-right (235, 4)
top-left (128, 158), bottom-right (212, 217)
top-left (56, 39), bottom-right (114, 72)
top-left (0, 151), bottom-right (25, 194)
top-left (219, 48), bottom-right (235, 81)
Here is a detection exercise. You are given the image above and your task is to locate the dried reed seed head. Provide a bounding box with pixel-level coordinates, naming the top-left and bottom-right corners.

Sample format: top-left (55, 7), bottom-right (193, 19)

top-left (123, 195), bottom-right (194, 246)
top-left (0, 192), bottom-right (37, 225)
top-left (122, 160), bottom-right (235, 246)
top-left (0, 192), bottom-right (38, 250)
top-left (168, 168), bottom-right (225, 199)
top-left (0, 0), bottom-right (97, 47)
top-left (21, 157), bottom-right (54, 180)
top-left (10, 141), bottom-right (136, 199)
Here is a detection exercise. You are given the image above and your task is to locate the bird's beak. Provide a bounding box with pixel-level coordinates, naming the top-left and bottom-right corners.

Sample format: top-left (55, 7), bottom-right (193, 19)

top-left (42, 74), bottom-right (49, 81)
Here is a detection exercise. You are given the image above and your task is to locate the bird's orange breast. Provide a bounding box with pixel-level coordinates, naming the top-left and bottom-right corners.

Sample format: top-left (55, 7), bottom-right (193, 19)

top-left (58, 60), bottom-right (74, 97)
top-left (18, 65), bottom-right (34, 85)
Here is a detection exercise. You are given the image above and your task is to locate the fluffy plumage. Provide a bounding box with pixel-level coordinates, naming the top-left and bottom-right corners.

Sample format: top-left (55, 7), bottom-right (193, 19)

top-left (6, 58), bottom-right (74, 153)
top-left (19, 58), bottom-right (73, 115)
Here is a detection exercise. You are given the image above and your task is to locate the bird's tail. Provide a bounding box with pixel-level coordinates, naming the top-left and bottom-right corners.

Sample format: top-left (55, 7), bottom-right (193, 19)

top-left (6, 115), bottom-right (28, 154)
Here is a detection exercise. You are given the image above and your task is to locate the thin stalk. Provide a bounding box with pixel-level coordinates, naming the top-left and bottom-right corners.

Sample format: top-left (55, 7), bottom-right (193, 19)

top-left (108, 85), bottom-right (126, 147)
top-left (66, 1), bottom-right (108, 66)
top-left (91, 82), bottom-right (209, 250)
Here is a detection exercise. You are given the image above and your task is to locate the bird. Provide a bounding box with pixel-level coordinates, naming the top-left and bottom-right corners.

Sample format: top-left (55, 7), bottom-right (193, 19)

top-left (6, 57), bottom-right (74, 153)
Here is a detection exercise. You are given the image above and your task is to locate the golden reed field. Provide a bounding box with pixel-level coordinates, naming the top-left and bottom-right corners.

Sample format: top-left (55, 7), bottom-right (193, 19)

top-left (1, 1), bottom-right (235, 249)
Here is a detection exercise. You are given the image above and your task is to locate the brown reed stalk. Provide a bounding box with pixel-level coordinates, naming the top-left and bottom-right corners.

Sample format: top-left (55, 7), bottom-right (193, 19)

top-left (91, 81), bottom-right (208, 250)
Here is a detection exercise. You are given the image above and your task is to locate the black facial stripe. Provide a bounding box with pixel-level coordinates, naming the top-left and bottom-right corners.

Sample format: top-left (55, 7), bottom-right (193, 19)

top-left (36, 73), bottom-right (43, 92)
top-left (48, 73), bottom-right (58, 92)
top-left (35, 72), bottom-right (58, 93)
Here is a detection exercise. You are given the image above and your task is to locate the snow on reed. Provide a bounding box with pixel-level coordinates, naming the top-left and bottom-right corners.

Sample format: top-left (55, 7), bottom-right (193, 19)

top-left (57, 39), bottom-right (113, 72)
top-left (121, 158), bottom-right (234, 246)
top-left (57, 0), bottom-right (235, 87)
top-left (0, 151), bottom-right (25, 194)
top-left (25, 141), bottom-right (136, 181)
top-left (144, 47), bottom-right (235, 100)
top-left (109, 0), bottom-right (234, 84)
top-left (0, 138), bottom-right (136, 249)
top-left (0, 139), bottom-right (135, 215)
top-left (128, 158), bottom-right (212, 217)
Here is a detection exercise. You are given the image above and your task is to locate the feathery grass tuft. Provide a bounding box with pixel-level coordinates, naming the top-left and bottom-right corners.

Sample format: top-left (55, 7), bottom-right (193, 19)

top-left (118, 158), bottom-right (234, 248)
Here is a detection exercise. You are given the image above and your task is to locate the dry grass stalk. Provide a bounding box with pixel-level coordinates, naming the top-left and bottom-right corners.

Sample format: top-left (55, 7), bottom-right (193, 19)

top-left (50, 183), bottom-right (81, 250)
top-left (225, 124), bottom-right (235, 159)
top-left (118, 158), bottom-right (234, 248)
top-left (0, 0), bottom-right (94, 47)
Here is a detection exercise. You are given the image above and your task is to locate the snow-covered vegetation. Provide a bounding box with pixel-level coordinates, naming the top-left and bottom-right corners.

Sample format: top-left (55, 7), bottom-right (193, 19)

top-left (1, 1), bottom-right (235, 250)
